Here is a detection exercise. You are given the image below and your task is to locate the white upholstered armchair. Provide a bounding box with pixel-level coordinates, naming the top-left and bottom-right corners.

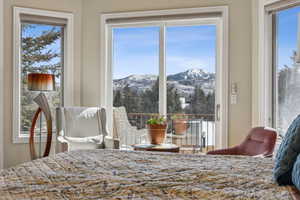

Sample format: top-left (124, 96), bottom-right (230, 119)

top-left (56, 107), bottom-right (116, 151)
top-left (113, 107), bottom-right (148, 150)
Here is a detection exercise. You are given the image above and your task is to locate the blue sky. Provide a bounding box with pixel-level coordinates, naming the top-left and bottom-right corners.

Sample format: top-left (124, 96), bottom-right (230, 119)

top-left (113, 25), bottom-right (216, 79)
top-left (277, 6), bottom-right (300, 69)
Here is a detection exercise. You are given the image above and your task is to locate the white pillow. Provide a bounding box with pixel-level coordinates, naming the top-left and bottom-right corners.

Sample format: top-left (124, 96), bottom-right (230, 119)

top-left (64, 107), bottom-right (102, 137)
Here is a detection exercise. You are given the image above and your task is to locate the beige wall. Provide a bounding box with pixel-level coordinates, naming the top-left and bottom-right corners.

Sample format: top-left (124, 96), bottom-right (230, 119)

top-left (2, 0), bottom-right (254, 168)
top-left (3, 0), bottom-right (82, 168)
top-left (81, 0), bottom-right (253, 147)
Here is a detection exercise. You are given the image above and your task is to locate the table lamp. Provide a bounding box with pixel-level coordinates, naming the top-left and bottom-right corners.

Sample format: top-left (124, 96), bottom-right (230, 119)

top-left (27, 73), bottom-right (55, 160)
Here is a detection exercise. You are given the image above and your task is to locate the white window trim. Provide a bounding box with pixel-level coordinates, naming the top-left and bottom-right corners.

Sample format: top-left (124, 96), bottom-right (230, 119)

top-left (13, 7), bottom-right (74, 143)
top-left (256, 0), bottom-right (300, 127)
top-left (100, 6), bottom-right (229, 149)
top-left (0, 0), bottom-right (4, 168)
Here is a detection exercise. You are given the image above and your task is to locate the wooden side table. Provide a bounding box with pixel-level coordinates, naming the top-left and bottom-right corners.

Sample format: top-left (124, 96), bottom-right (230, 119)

top-left (132, 144), bottom-right (180, 153)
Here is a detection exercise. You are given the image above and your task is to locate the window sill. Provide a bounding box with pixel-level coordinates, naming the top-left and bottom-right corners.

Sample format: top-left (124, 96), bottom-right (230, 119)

top-left (13, 132), bottom-right (56, 144)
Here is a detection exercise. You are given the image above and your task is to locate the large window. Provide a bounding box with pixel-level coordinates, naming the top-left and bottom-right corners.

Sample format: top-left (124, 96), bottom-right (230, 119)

top-left (273, 5), bottom-right (300, 137)
top-left (20, 22), bottom-right (64, 134)
top-left (13, 7), bottom-right (74, 143)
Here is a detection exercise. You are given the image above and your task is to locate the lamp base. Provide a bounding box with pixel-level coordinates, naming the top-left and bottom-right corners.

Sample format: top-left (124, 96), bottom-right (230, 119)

top-left (29, 92), bottom-right (53, 160)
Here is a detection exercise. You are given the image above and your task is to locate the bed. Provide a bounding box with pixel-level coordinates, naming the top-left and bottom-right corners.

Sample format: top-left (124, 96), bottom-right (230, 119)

top-left (0, 150), bottom-right (294, 199)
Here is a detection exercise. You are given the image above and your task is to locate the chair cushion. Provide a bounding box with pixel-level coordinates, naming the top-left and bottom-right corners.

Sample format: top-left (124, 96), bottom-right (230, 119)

top-left (292, 154), bottom-right (300, 191)
top-left (58, 135), bottom-right (104, 151)
top-left (64, 107), bottom-right (102, 137)
top-left (63, 135), bottom-right (104, 144)
top-left (274, 115), bottom-right (300, 185)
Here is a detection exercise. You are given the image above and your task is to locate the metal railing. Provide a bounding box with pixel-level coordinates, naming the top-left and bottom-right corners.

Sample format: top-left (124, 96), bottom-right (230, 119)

top-left (126, 113), bottom-right (215, 153)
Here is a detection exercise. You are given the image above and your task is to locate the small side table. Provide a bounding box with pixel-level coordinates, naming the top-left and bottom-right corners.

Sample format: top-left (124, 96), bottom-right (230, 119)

top-left (133, 143), bottom-right (180, 153)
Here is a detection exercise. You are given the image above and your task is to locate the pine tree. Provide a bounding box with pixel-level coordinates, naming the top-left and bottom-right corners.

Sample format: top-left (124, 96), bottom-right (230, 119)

top-left (21, 24), bottom-right (62, 77)
top-left (167, 85), bottom-right (182, 114)
top-left (141, 78), bottom-right (159, 113)
top-left (206, 92), bottom-right (215, 114)
top-left (113, 90), bottom-right (123, 107)
top-left (122, 85), bottom-right (140, 113)
top-left (174, 89), bottom-right (183, 113)
top-left (187, 86), bottom-right (207, 114)
top-left (206, 92), bottom-right (215, 120)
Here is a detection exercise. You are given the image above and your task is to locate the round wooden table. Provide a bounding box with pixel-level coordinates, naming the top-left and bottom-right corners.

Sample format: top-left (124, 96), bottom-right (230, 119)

top-left (132, 143), bottom-right (180, 153)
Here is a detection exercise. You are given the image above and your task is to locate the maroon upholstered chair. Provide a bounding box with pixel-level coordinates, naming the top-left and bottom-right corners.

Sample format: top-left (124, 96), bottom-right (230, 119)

top-left (207, 127), bottom-right (277, 157)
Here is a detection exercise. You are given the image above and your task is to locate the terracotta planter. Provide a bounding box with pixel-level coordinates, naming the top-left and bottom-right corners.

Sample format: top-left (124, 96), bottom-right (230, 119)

top-left (173, 119), bottom-right (188, 135)
top-left (147, 124), bottom-right (167, 145)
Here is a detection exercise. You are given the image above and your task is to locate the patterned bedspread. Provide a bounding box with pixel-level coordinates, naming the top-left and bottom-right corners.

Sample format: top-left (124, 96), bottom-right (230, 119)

top-left (0, 150), bottom-right (292, 200)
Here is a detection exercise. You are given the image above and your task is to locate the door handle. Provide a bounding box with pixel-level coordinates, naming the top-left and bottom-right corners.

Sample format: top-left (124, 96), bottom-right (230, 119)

top-left (216, 104), bottom-right (220, 121)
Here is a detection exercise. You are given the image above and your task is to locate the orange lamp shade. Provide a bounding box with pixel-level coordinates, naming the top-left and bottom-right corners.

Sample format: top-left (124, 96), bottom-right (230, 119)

top-left (27, 73), bottom-right (55, 91)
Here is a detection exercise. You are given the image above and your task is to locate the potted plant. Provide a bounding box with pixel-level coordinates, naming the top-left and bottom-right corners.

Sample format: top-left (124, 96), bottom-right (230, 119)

top-left (172, 114), bottom-right (188, 135)
top-left (147, 117), bottom-right (167, 145)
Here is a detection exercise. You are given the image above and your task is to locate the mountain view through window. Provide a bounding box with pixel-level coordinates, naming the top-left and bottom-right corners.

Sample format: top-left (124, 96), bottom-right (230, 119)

top-left (112, 25), bottom-right (216, 120)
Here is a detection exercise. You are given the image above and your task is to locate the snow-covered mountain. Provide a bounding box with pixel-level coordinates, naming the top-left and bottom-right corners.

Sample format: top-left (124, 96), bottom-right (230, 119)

top-left (113, 74), bottom-right (158, 93)
top-left (168, 68), bottom-right (214, 82)
top-left (113, 68), bottom-right (215, 96)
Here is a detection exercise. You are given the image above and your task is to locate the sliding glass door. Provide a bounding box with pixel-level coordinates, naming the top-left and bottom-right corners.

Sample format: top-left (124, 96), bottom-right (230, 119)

top-left (108, 18), bottom-right (226, 150)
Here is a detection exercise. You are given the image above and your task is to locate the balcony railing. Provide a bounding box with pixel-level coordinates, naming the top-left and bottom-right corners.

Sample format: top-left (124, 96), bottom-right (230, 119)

top-left (126, 113), bottom-right (215, 153)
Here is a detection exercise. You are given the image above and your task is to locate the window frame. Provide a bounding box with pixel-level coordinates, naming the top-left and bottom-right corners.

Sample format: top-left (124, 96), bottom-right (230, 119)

top-left (0, 0), bottom-right (4, 168)
top-left (256, 0), bottom-right (300, 128)
top-left (100, 6), bottom-right (229, 149)
top-left (13, 7), bottom-right (74, 144)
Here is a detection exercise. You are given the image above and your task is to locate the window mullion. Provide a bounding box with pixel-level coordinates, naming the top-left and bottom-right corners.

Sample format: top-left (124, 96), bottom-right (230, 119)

top-left (159, 24), bottom-right (166, 117)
